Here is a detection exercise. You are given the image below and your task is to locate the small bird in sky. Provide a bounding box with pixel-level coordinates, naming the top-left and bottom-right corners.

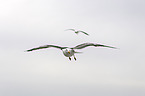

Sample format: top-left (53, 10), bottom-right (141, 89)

top-left (26, 43), bottom-right (117, 61)
top-left (66, 29), bottom-right (89, 36)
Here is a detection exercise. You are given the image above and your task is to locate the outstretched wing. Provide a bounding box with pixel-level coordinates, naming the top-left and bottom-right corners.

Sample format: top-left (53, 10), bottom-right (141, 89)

top-left (72, 43), bottom-right (117, 49)
top-left (66, 29), bottom-right (76, 31)
top-left (26, 45), bottom-right (67, 52)
top-left (78, 31), bottom-right (89, 36)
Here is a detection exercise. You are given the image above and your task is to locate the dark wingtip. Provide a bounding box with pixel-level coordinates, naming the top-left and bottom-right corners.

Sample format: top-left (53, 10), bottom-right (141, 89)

top-left (101, 45), bottom-right (118, 49)
top-left (109, 46), bottom-right (119, 49)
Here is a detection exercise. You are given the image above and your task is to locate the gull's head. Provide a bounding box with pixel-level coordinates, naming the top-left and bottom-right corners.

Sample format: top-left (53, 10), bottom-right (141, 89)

top-left (62, 48), bottom-right (72, 54)
top-left (62, 48), bottom-right (75, 57)
top-left (66, 48), bottom-right (71, 54)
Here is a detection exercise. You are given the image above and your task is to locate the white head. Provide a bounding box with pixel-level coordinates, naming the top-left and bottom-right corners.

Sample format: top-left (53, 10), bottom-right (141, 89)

top-left (62, 48), bottom-right (74, 57)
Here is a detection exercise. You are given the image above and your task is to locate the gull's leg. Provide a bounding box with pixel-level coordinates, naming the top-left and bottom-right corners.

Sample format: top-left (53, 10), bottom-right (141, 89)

top-left (69, 57), bottom-right (71, 61)
top-left (74, 57), bottom-right (76, 61)
top-left (73, 55), bottom-right (76, 61)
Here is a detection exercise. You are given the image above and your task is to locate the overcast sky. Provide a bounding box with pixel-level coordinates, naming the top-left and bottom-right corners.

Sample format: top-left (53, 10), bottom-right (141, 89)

top-left (0, 0), bottom-right (145, 96)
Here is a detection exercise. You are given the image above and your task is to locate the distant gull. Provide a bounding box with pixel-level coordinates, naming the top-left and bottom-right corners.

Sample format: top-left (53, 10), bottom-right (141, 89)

top-left (66, 29), bottom-right (89, 36)
top-left (26, 43), bottom-right (117, 61)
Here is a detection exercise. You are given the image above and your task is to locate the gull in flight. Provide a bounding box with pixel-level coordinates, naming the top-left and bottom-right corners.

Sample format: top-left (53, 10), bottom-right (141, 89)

top-left (66, 29), bottom-right (89, 36)
top-left (26, 43), bottom-right (117, 61)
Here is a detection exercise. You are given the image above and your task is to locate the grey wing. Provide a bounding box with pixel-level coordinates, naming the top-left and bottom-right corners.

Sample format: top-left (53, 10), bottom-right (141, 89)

top-left (26, 45), bottom-right (67, 52)
top-left (66, 29), bottom-right (76, 31)
top-left (78, 31), bottom-right (89, 35)
top-left (73, 43), bottom-right (117, 49)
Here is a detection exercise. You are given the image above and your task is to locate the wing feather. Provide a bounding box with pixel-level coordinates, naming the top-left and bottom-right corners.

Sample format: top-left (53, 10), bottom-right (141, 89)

top-left (78, 31), bottom-right (89, 35)
top-left (66, 29), bottom-right (76, 31)
top-left (26, 45), bottom-right (67, 52)
top-left (73, 43), bottom-right (117, 49)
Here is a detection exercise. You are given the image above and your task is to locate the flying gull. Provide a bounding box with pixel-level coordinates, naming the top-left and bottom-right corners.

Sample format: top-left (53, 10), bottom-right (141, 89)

top-left (66, 29), bottom-right (89, 36)
top-left (26, 43), bottom-right (117, 61)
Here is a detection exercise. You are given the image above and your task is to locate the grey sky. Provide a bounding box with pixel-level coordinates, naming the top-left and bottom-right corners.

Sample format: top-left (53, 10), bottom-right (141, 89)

top-left (0, 0), bottom-right (145, 96)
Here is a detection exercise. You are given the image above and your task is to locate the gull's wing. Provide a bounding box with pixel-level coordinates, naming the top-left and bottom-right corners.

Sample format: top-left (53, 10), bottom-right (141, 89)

top-left (78, 31), bottom-right (89, 36)
top-left (72, 43), bottom-right (117, 49)
top-left (66, 29), bottom-right (76, 31)
top-left (26, 45), bottom-right (67, 52)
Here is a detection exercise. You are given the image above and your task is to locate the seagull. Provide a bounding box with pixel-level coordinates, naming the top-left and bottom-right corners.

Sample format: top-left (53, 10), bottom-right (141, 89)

top-left (66, 29), bottom-right (89, 36)
top-left (26, 43), bottom-right (117, 61)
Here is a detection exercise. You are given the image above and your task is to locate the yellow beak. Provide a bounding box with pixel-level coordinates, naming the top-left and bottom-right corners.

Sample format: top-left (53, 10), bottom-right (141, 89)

top-left (68, 51), bottom-right (70, 54)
